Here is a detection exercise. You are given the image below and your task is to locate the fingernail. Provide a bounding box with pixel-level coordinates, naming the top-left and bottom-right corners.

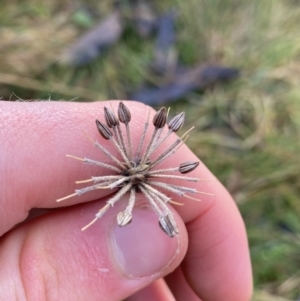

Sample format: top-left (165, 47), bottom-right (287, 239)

top-left (111, 206), bottom-right (179, 278)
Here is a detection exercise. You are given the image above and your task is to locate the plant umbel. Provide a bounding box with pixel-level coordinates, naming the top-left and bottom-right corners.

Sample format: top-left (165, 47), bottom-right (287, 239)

top-left (57, 102), bottom-right (212, 237)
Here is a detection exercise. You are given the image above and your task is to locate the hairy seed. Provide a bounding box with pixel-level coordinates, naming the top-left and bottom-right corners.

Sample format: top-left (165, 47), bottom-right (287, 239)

top-left (96, 119), bottom-right (113, 140)
top-left (168, 112), bottom-right (185, 132)
top-left (118, 102), bottom-right (131, 124)
top-left (179, 161), bottom-right (199, 174)
top-left (104, 107), bottom-right (119, 127)
top-left (153, 107), bottom-right (167, 128)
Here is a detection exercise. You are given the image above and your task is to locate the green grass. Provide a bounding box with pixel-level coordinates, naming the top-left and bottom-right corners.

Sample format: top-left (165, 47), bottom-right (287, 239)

top-left (1, 0), bottom-right (300, 299)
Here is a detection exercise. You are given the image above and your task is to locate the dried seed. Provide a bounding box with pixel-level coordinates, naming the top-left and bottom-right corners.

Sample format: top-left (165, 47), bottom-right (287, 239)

top-left (118, 102), bottom-right (131, 124)
top-left (159, 215), bottom-right (177, 237)
top-left (96, 119), bottom-right (113, 140)
top-left (179, 161), bottom-right (199, 174)
top-left (168, 112), bottom-right (185, 132)
top-left (153, 107), bottom-right (167, 128)
top-left (117, 211), bottom-right (133, 226)
top-left (104, 107), bottom-right (119, 127)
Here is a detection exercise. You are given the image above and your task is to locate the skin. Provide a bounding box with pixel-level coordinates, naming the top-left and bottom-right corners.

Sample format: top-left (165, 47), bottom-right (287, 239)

top-left (0, 101), bottom-right (252, 301)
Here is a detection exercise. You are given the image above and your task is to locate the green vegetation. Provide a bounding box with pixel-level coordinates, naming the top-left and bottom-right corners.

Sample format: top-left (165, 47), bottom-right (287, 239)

top-left (1, 0), bottom-right (300, 299)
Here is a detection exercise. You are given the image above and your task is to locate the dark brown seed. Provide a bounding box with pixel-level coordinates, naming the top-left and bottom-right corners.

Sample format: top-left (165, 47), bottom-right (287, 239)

top-left (118, 102), bottom-right (131, 124)
top-left (179, 161), bottom-right (199, 174)
top-left (104, 107), bottom-right (119, 127)
top-left (168, 112), bottom-right (185, 132)
top-left (153, 107), bottom-right (167, 128)
top-left (96, 119), bottom-right (113, 140)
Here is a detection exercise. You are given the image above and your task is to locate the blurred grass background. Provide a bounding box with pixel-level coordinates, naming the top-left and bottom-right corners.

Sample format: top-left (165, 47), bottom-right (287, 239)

top-left (1, 0), bottom-right (300, 299)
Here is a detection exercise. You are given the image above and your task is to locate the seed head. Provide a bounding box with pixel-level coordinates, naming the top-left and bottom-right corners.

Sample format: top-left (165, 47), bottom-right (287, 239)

top-left (57, 102), bottom-right (208, 237)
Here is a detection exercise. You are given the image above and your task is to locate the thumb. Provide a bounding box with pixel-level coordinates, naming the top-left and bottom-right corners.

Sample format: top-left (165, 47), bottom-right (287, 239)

top-left (0, 197), bottom-right (188, 300)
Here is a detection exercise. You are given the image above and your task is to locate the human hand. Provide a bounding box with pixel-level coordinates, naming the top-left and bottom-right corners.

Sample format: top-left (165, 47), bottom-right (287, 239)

top-left (0, 101), bottom-right (252, 300)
